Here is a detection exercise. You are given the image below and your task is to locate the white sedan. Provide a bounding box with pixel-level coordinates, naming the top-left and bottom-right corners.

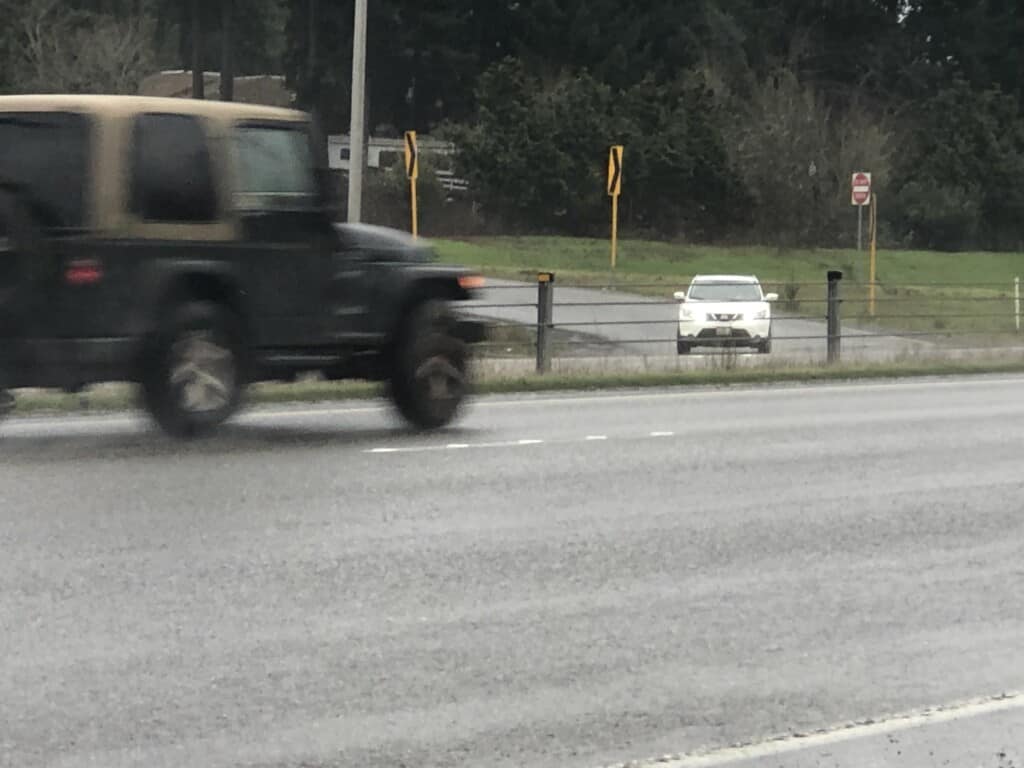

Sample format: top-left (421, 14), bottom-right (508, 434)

top-left (674, 274), bottom-right (778, 354)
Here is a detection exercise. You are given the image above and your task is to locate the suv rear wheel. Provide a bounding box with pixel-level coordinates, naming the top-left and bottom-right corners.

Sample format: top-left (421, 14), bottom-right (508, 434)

top-left (141, 301), bottom-right (244, 437)
top-left (389, 299), bottom-right (469, 430)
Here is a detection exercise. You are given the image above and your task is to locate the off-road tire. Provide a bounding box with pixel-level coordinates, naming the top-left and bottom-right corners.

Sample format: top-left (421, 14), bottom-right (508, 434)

top-left (140, 301), bottom-right (244, 438)
top-left (389, 299), bottom-right (470, 430)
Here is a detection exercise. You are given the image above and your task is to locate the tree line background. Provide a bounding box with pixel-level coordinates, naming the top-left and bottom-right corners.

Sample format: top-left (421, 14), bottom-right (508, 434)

top-left (1, 0), bottom-right (1022, 251)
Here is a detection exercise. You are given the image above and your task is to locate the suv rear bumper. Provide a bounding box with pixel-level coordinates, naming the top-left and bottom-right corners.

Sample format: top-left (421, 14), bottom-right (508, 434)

top-left (3, 337), bottom-right (139, 389)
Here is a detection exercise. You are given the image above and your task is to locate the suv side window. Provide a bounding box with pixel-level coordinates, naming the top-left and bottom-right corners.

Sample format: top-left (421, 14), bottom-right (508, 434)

top-left (129, 113), bottom-right (217, 222)
top-left (232, 123), bottom-right (316, 211)
top-left (0, 112), bottom-right (91, 230)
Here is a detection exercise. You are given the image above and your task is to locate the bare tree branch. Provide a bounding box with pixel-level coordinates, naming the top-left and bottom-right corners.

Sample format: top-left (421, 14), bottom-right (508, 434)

top-left (5, 0), bottom-right (156, 94)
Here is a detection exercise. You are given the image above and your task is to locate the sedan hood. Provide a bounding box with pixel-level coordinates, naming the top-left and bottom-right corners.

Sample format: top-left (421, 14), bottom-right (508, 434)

top-left (683, 300), bottom-right (769, 317)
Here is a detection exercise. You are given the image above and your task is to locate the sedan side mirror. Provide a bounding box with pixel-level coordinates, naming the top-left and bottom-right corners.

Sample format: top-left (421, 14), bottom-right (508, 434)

top-left (764, 292), bottom-right (779, 302)
top-left (674, 291), bottom-right (687, 302)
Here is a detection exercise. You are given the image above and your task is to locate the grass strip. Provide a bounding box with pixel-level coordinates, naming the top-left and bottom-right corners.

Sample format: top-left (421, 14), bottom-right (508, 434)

top-left (9, 357), bottom-right (1024, 417)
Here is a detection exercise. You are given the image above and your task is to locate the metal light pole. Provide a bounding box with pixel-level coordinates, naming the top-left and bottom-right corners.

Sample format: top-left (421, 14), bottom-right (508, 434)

top-left (347, 0), bottom-right (368, 223)
top-left (220, 0), bottom-right (234, 101)
top-left (191, 0), bottom-right (204, 99)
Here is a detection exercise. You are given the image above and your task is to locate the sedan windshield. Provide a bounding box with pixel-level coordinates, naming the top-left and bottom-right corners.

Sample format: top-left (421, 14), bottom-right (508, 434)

top-left (687, 282), bottom-right (763, 302)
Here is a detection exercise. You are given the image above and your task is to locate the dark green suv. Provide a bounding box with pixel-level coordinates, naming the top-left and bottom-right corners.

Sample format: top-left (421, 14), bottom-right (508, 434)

top-left (0, 94), bottom-right (485, 436)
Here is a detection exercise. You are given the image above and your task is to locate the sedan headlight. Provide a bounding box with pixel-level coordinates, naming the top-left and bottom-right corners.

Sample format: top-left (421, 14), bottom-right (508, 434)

top-left (755, 309), bottom-right (769, 320)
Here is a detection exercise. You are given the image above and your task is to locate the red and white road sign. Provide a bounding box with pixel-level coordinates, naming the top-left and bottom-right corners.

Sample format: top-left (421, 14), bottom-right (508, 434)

top-left (851, 172), bottom-right (872, 206)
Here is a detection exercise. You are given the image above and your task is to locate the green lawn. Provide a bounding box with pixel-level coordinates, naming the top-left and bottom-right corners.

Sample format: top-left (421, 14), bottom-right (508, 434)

top-left (433, 236), bottom-right (1024, 339)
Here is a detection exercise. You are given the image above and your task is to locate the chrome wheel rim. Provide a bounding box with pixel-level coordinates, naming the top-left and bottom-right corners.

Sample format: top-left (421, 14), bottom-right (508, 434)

top-left (169, 331), bottom-right (235, 413)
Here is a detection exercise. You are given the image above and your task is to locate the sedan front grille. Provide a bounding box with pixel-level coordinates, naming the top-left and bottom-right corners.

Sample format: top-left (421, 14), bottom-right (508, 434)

top-left (697, 328), bottom-right (752, 339)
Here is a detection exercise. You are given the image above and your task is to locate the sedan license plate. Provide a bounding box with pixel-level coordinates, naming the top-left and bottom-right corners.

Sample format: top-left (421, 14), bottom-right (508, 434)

top-left (715, 326), bottom-right (731, 336)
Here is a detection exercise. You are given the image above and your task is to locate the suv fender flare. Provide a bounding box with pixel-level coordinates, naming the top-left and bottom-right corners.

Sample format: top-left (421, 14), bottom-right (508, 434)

top-left (386, 274), bottom-right (485, 347)
top-left (132, 263), bottom-right (253, 372)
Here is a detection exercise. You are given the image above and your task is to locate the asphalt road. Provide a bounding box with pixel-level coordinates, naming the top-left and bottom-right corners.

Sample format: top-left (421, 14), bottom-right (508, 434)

top-left (465, 279), bottom-right (932, 361)
top-left (2, 376), bottom-right (1024, 768)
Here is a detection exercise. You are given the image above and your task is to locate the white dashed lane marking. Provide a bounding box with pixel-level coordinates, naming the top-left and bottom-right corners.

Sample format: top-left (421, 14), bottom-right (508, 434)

top-left (364, 431), bottom-right (679, 455)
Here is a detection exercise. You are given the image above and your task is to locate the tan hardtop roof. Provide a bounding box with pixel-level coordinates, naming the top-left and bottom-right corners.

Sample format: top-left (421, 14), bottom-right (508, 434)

top-left (0, 93), bottom-right (308, 122)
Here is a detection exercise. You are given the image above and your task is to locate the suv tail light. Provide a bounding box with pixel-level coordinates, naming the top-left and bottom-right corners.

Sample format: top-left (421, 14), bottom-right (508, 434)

top-left (458, 274), bottom-right (485, 290)
top-left (65, 259), bottom-right (103, 286)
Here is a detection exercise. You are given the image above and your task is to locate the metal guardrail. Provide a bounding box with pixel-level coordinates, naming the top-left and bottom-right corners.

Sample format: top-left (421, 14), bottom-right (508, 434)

top-left (466, 271), bottom-right (1024, 371)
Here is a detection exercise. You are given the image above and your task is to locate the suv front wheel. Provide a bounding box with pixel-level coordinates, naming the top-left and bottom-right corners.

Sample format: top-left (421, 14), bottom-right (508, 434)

top-left (141, 301), bottom-right (244, 437)
top-left (389, 299), bottom-right (470, 430)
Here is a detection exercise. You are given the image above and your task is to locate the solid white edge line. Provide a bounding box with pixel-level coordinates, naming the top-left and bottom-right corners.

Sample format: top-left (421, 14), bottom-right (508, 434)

top-left (599, 690), bottom-right (1024, 768)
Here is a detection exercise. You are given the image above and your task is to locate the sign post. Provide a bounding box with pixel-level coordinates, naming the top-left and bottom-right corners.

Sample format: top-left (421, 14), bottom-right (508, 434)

top-left (404, 130), bottom-right (419, 238)
top-left (607, 145), bottom-right (623, 269)
top-left (869, 193), bottom-right (878, 316)
top-left (851, 171), bottom-right (871, 251)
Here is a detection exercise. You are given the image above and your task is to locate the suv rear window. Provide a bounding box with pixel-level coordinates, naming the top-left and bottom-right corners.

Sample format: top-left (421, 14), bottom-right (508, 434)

top-left (0, 112), bottom-right (90, 230)
top-left (129, 113), bottom-right (218, 223)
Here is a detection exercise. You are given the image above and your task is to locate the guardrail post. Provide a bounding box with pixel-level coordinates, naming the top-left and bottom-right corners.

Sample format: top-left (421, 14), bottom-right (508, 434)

top-left (536, 272), bottom-right (555, 373)
top-left (826, 269), bottom-right (843, 364)
top-left (1015, 276), bottom-right (1020, 333)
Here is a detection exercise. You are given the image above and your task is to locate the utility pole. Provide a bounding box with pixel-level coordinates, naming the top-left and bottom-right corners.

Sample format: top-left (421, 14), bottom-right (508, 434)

top-left (307, 0), bottom-right (318, 100)
top-left (191, 0), bottom-right (204, 99)
top-left (347, 0), bottom-right (368, 223)
top-left (220, 0), bottom-right (234, 101)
